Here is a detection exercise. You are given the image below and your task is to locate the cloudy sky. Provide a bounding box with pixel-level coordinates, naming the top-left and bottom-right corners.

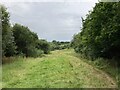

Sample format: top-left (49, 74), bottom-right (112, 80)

top-left (1, 0), bottom-right (98, 41)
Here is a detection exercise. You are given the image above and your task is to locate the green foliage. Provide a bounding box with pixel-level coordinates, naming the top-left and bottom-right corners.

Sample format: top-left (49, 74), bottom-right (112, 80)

top-left (72, 2), bottom-right (120, 60)
top-left (36, 39), bottom-right (50, 54)
top-left (1, 5), bottom-right (52, 58)
top-left (74, 52), bottom-right (119, 88)
top-left (1, 5), bottom-right (16, 57)
top-left (27, 47), bottom-right (44, 57)
top-left (12, 23), bottom-right (40, 57)
top-left (50, 40), bottom-right (70, 50)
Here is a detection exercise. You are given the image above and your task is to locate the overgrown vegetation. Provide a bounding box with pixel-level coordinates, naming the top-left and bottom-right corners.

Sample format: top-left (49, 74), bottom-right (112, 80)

top-left (71, 2), bottom-right (120, 88)
top-left (74, 52), bottom-right (119, 87)
top-left (1, 5), bottom-right (51, 58)
top-left (1, 5), bottom-right (16, 57)
top-left (50, 40), bottom-right (70, 51)
top-left (1, 5), bottom-right (69, 59)
top-left (1, 2), bottom-right (120, 88)
top-left (72, 2), bottom-right (120, 60)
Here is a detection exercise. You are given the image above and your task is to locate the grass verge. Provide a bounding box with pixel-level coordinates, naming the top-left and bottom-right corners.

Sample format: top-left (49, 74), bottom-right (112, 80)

top-left (2, 49), bottom-right (118, 88)
top-left (73, 51), bottom-right (120, 89)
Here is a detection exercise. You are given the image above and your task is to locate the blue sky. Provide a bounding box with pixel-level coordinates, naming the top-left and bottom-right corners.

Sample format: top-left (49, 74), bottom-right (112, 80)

top-left (1, 0), bottom-right (98, 41)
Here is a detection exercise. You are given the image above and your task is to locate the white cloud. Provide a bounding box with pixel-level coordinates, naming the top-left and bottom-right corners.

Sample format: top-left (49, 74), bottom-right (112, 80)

top-left (0, 0), bottom-right (98, 2)
top-left (1, 2), bottom-right (31, 14)
top-left (1, 2), bottom-right (97, 41)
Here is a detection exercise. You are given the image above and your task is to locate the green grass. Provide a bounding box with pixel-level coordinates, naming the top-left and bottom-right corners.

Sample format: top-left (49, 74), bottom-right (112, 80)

top-left (73, 52), bottom-right (120, 88)
top-left (2, 49), bottom-right (118, 88)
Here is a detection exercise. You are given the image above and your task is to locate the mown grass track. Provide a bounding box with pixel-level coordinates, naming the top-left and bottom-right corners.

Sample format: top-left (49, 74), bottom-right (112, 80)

top-left (2, 49), bottom-right (117, 88)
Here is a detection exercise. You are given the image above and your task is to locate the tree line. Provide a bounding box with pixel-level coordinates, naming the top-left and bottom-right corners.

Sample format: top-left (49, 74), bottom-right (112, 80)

top-left (50, 40), bottom-right (70, 51)
top-left (1, 5), bottom-right (70, 58)
top-left (1, 4), bottom-right (50, 57)
top-left (71, 2), bottom-right (120, 63)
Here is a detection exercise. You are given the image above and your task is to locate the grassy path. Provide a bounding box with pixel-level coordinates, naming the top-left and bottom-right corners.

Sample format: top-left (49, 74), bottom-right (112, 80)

top-left (2, 49), bottom-right (117, 88)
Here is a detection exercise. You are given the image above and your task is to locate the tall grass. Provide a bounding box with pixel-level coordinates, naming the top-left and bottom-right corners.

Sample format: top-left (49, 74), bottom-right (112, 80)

top-left (73, 52), bottom-right (119, 88)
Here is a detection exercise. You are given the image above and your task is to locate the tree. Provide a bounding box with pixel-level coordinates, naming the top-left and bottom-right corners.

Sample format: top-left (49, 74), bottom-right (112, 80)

top-left (1, 5), bottom-right (16, 57)
top-left (12, 23), bottom-right (39, 57)
top-left (72, 2), bottom-right (120, 59)
top-left (36, 39), bottom-right (50, 54)
top-left (50, 40), bottom-right (70, 50)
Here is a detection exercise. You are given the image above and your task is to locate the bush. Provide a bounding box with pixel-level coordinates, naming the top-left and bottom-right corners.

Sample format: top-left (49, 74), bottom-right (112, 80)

top-left (1, 5), bottom-right (51, 58)
top-left (1, 5), bottom-right (17, 57)
top-left (37, 39), bottom-right (50, 54)
top-left (72, 2), bottom-right (120, 60)
top-left (17, 52), bottom-right (26, 57)
top-left (26, 46), bottom-right (44, 57)
top-left (36, 49), bottom-right (44, 57)
top-left (50, 40), bottom-right (70, 51)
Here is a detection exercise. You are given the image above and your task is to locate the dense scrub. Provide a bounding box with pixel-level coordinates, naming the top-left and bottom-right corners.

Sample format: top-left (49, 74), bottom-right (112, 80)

top-left (1, 5), bottom-right (16, 57)
top-left (1, 5), bottom-right (50, 58)
top-left (50, 40), bottom-right (70, 51)
top-left (1, 5), bottom-right (70, 58)
top-left (71, 2), bottom-right (120, 61)
top-left (71, 2), bottom-right (120, 88)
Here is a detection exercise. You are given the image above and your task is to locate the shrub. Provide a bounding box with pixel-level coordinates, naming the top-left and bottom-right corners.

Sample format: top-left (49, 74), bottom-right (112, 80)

top-left (72, 2), bottom-right (120, 60)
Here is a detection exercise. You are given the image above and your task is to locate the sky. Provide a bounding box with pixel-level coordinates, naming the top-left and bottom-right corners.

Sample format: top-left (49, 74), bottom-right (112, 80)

top-left (1, 0), bottom-right (98, 41)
